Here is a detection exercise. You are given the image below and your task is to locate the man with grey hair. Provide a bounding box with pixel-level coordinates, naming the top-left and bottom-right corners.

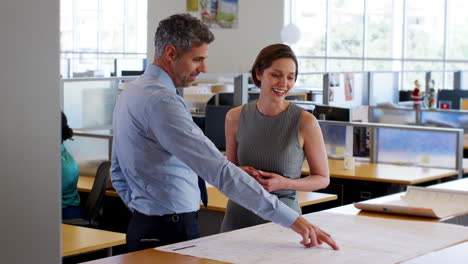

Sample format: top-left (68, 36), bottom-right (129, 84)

top-left (112, 13), bottom-right (338, 252)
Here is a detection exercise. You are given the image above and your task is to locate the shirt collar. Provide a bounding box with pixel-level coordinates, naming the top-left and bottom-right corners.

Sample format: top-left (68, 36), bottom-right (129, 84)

top-left (144, 64), bottom-right (177, 93)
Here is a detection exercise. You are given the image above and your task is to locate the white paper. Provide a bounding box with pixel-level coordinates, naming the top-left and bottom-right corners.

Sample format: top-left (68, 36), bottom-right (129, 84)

top-left (355, 186), bottom-right (468, 218)
top-left (157, 212), bottom-right (468, 264)
top-left (401, 241), bottom-right (468, 264)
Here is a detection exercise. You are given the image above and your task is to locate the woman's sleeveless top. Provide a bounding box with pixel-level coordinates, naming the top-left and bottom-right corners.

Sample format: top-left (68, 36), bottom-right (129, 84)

top-left (236, 100), bottom-right (305, 211)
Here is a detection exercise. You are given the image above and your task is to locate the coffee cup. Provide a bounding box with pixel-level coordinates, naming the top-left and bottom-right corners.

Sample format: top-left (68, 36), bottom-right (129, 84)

top-left (343, 156), bottom-right (355, 170)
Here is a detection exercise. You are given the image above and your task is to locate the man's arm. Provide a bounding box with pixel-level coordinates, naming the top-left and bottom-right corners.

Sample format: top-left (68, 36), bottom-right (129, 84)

top-left (110, 148), bottom-right (132, 207)
top-left (147, 94), bottom-right (297, 227)
top-left (145, 94), bottom-right (337, 250)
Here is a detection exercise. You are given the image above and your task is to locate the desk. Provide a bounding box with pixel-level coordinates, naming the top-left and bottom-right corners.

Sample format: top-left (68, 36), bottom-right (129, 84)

top-left (204, 186), bottom-right (336, 213)
top-left (62, 224), bottom-right (126, 257)
top-left (326, 177), bottom-right (468, 222)
top-left (154, 211), bottom-right (468, 264)
top-left (79, 176), bottom-right (337, 236)
top-left (78, 176), bottom-right (119, 197)
top-left (199, 187), bottom-right (336, 236)
top-left (82, 241), bottom-right (468, 264)
top-left (302, 159), bottom-right (458, 184)
top-left (302, 159), bottom-right (459, 205)
top-left (83, 248), bottom-right (230, 264)
top-left (78, 176), bottom-right (337, 212)
top-left (79, 212), bottom-right (468, 264)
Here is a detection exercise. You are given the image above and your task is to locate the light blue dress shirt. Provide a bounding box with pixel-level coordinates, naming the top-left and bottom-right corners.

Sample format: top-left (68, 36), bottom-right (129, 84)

top-left (111, 64), bottom-right (299, 228)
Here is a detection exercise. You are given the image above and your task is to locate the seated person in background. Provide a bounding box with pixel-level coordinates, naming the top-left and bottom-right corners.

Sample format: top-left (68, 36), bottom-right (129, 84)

top-left (220, 44), bottom-right (330, 232)
top-left (61, 111), bottom-right (83, 219)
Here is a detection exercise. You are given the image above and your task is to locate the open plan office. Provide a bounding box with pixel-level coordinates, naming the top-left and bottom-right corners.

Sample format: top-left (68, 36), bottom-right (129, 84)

top-left (3, 1), bottom-right (468, 263)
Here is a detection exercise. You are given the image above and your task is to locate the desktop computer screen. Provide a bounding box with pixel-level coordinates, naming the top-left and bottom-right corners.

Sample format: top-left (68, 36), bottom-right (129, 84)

top-left (204, 105), bottom-right (234, 150)
top-left (313, 105), bottom-right (351, 122)
top-left (121, 70), bottom-right (144, 76)
top-left (437, 90), bottom-right (468, 109)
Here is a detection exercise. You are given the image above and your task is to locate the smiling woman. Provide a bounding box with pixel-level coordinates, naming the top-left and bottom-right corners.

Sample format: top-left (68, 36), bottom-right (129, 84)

top-left (220, 44), bottom-right (330, 232)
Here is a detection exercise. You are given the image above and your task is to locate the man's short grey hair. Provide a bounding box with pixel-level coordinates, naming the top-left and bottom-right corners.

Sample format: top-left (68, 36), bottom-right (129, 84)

top-left (154, 13), bottom-right (215, 58)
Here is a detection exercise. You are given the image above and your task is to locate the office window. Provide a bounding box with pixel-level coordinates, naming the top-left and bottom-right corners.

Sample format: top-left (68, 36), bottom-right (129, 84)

top-left (403, 61), bottom-right (444, 90)
top-left (405, 0), bottom-right (445, 59)
top-left (60, 0), bottom-right (147, 78)
top-left (329, 0), bottom-right (364, 58)
top-left (328, 59), bottom-right (362, 72)
top-left (446, 0), bottom-right (468, 60)
top-left (293, 0), bottom-right (326, 58)
top-left (290, 0), bottom-right (468, 91)
top-left (365, 60), bottom-right (400, 71)
top-left (367, 0), bottom-right (396, 58)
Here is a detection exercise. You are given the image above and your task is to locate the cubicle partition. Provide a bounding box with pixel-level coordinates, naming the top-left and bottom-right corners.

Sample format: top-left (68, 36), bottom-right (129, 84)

top-left (369, 106), bottom-right (468, 134)
top-left (295, 72), bottom-right (325, 103)
top-left (294, 70), bottom-right (457, 107)
top-left (322, 72), bottom-right (368, 107)
top-left (369, 107), bottom-right (418, 125)
top-left (64, 130), bottom-right (112, 176)
top-left (368, 71), bottom-right (399, 106)
top-left (62, 76), bottom-right (137, 129)
top-left (420, 109), bottom-right (468, 133)
top-left (453, 70), bottom-right (468, 90)
top-left (318, 120), bottom-right (464, 176)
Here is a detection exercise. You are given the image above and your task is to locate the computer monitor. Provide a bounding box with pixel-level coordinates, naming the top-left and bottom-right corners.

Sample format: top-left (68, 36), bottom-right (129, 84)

top-left (121, 70), bottom-right (144, 76)
top-left (313, 105), bottom-right (351, 122)
top-left (292, 101), bottom-right (315, 114)
top-left (437, 90), bottom-right (468, 109)
top-left (399, 90), bottom-right (413, 102)
top-left (248, 92), bottom-right (306, 103)
top-left (218, 92), bottom-right (234, 106)
top-left (204, 105), bottom-right (234, 150)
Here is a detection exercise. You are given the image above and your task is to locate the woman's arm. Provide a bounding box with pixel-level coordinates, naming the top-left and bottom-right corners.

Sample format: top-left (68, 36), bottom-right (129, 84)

top-left (225, 106), bottom-right (242, 165)
top-left (257, 111), bottom-right (330, 192)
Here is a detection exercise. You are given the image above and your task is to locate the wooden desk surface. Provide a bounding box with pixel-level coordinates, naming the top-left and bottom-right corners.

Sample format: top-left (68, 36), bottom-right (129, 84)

top-left (326, 177), bottom-right (468, 222)
top-left (78, 176), bottom-right (119, 197)
top-left (82, 224), bottom-right (468, 264)
top-left (83, 248), bottom-right (230, 264)
top-left (78, 176), bottom-right (336, 213)
top-left (204, 186), bottom-right (336, 213)
top-left (62, 224), bottom-right (126, 257)
top-left (302, 159), bottom-right (458, 184)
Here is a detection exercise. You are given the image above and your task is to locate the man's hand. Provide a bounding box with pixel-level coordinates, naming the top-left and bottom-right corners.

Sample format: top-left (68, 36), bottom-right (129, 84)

top-left (290, 216), bottom-right (339, 250)
top-left (256, 170), bottom-right (288, 192)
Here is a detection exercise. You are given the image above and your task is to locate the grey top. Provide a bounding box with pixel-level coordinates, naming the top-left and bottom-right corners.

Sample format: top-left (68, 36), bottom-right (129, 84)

top-left (236, 100), bottom-right (305, 199)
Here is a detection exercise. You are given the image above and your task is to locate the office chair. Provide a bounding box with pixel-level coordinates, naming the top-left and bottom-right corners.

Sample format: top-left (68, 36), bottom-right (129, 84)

top-left (63, 160), bottom-right (111, 228)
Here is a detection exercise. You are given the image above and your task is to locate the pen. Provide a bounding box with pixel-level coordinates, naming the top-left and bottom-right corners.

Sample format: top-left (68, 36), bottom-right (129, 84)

top-left (173, 245), bottom-right (196, 251)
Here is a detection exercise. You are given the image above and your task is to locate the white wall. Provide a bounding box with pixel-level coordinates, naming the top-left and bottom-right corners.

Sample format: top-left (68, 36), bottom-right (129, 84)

top-left (148, 0), bottom-right (285, 74)
top-left (0, 0), bottom-right (60, 263)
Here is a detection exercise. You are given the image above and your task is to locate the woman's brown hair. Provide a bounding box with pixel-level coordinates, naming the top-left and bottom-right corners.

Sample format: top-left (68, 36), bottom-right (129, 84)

top-left (250, 44), bottom-right (298, 88)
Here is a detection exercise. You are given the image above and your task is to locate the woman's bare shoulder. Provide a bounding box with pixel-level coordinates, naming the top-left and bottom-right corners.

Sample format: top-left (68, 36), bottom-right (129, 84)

top-left (226, 105), bottom-right (243, 121)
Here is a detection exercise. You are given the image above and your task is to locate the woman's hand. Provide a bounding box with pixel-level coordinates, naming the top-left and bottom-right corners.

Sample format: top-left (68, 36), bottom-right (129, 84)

top-left (239, 166), bottom-right (261, 178)
top-left (256, 170), bottom-right (290, 192)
